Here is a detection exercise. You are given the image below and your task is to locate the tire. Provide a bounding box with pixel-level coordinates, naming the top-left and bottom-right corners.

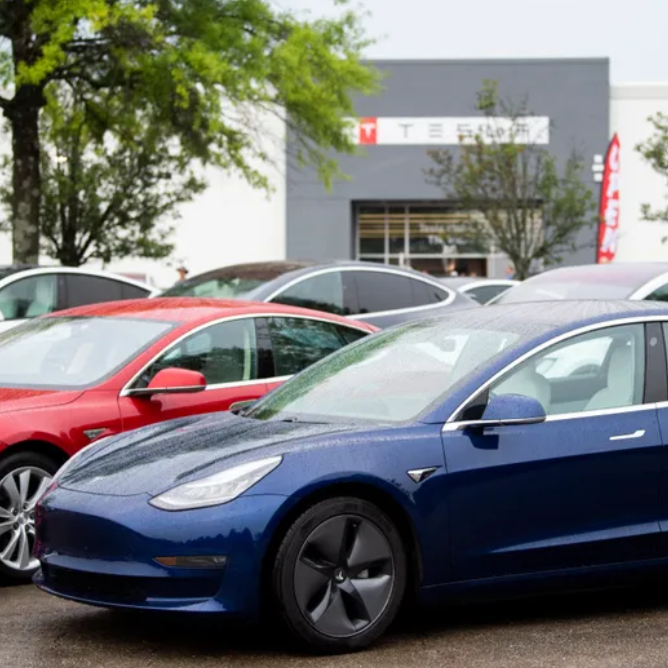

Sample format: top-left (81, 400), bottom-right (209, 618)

top-left (271, 497), bottom-right (407, 653)
top-left (0, 451), bottom-right (60, 583)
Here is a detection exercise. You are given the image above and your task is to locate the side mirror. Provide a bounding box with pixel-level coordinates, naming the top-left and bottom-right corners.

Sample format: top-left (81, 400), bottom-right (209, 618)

top-left (126, 368), bottom-right (206, 398)
top-left (458, 393), bottom-right (546, 430)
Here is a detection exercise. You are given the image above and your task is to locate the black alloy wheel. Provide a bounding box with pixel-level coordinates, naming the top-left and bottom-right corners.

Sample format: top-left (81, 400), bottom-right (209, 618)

top-left (272, 497), bottom-right (407, 653)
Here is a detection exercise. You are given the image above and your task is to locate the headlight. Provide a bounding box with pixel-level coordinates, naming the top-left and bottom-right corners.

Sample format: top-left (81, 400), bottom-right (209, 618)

top-left (149, 456), bottom-right (283, 511)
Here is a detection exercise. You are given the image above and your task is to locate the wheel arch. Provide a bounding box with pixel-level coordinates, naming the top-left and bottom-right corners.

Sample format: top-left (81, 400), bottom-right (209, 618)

top-left (260, 481), bottom-right (424, 612)
top-left (0, 440), bottom-right (69, 469)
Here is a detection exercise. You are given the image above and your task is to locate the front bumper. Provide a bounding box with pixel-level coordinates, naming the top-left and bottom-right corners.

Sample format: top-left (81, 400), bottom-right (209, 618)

top-left (34, 486), bottom-right (289, 617)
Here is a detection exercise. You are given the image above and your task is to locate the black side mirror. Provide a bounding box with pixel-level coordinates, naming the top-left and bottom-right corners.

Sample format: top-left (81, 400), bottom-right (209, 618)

top-left (455, 393), bottom-right (546, 431)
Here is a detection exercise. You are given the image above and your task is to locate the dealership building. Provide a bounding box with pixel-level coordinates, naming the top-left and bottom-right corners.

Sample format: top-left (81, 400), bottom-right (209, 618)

top-left (1, 57), bottom-right (667, 288)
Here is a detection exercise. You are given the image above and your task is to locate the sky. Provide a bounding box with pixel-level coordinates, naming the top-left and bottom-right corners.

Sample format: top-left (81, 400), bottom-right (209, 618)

top-left (279, 0), bottom-right (668, 82)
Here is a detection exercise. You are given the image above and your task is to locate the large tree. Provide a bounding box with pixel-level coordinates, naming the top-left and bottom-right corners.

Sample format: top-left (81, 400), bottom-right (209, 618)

top-left (425, 81), bottom-right (595, 279)
top-left (14, 83), bottom-right (207, 265)
top-left (0, 0), bottom-right (378, 263)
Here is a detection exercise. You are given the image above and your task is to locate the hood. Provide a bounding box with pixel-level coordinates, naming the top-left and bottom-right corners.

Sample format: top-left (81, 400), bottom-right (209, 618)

top-left (58, 412), bottom-right (362, 497)
top-left (0, 387), bottom-right (83, 415)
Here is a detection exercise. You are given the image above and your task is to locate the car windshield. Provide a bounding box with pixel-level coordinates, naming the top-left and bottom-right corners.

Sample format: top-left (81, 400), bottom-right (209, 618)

top-left (245, 318), bottom-right (522, 424)
top-left (160, 264), bottom-right (306, 299)
top-left (495, 276), bottom-right (635, 303)
top-left (0, 316), bottom-right (175, 389)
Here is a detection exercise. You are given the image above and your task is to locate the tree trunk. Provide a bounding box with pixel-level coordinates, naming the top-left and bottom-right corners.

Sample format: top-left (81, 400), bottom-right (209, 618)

top-left (9, 102), bottom-right (42, 264)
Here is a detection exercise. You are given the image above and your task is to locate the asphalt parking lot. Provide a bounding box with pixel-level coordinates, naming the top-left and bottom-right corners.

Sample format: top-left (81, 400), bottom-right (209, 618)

top-left (5, 583), bottom-right (668, 668)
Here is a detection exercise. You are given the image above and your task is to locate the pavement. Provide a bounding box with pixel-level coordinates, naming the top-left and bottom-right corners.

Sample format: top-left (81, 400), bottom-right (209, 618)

top-left (4, 582), bottom-right (668, 668)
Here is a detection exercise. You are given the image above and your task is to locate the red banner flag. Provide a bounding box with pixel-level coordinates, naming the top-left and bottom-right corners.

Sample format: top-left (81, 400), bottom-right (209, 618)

top-left (596, 134), bottom-right (620, 263)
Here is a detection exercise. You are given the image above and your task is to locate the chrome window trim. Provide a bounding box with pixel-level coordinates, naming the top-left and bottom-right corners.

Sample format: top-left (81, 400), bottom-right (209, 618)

top-left (120, 313), bottom-right (370, 397)
top-left (265, 265), bottom-right (457, 319)
top-left (628, 271), bottom-right (668, 300)
top-left (442, 403), bottom-right (658, 432)
top-left (442, 314), bottom-right (668, 430)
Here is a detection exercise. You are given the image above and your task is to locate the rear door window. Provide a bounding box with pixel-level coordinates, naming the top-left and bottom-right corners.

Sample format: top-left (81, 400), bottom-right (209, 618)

top-left (65, 275), bottom-right (124, 308)
top-left (271, 272), bottom-right (348, 315)
top-left (121, 283), bottom-right (151, 299)
top-left (352, 271), bottom-right (414, 314)
top-left (409, 278), bottom-right (451, 306)
top-left (267, 317), bottom-right (363, 376)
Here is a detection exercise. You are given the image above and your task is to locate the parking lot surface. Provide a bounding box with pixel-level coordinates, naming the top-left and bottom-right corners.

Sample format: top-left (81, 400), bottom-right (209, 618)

top-left (5, 583), bottom-right (668, 668)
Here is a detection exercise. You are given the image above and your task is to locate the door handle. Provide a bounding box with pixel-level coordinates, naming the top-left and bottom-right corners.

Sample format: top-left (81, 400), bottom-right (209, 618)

top-left (609, 429), bottom-right (645, 441)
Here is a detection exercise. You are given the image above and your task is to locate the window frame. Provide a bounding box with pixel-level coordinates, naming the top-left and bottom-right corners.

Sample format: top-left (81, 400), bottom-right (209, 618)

top-left (443, 316), bottom-right (668, 431)
top-left (120, 313), bottom-right (373, 396)
top-left (266, 266), bottom-right (456, 319)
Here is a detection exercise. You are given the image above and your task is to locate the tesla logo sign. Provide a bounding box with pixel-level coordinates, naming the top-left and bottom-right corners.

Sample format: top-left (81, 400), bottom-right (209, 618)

top-left (597, 134), bottom-right (621, 264)
top-left (347, 116), bottom-right (550, 145)
top-left (359, 117), bottom-right (377, 144)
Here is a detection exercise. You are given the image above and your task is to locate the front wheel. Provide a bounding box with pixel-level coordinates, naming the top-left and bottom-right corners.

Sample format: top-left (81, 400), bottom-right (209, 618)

top-left (272, 497), bottom-right (407, 653)
top-left (0, 451), bottom-right (59, 582)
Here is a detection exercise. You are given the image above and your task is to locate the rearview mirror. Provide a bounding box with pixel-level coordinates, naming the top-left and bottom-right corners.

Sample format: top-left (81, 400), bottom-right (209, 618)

top-left (457, 393), bottom-right (546, 431)
top-left (126, 368), bottom-right (206, 398)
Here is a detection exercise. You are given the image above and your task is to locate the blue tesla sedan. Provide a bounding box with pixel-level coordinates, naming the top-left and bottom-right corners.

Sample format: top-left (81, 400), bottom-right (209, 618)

top-left (34, 300), bottom-right (668, 653)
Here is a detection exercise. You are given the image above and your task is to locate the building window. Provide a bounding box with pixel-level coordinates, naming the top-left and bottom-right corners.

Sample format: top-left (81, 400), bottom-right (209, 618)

top-left (356, 202), bottom-right (516, 277)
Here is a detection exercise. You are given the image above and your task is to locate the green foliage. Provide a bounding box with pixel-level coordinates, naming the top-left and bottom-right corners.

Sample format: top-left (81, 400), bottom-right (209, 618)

top-left (0, 0), bottom-right (379, 263)
top-left (1, 84), bottom-right (207, 265)
top-left (637, 112), bottom-right (668, 231)
top-left (425, 80), bottom-right (595, 279)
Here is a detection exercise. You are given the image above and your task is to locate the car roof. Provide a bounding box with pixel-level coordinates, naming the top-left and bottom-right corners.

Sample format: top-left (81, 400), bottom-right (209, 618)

top-left (168, 260), bottom-right (449, 289)
top-left (0, 265), bottom-right (153, 290)
top-left (525, 262), bottom-right (668, 288)
top-left (48, 297), bottom-right (377, 330)
top-left (444, 299), bottom-right (668, 337)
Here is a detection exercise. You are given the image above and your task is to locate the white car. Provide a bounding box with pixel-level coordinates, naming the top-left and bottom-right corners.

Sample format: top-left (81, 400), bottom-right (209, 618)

top-left (0, 266), bottom-right (153, 332)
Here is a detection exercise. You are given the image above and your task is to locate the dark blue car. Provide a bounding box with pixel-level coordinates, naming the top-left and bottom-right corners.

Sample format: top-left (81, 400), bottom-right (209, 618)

top-left (34, 300), bottom-right (668, 653)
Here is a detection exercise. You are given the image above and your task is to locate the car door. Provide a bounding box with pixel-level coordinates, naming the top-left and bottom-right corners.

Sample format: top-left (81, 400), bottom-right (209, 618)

top-left (347, 270), bottom-right (452, 328)
top-left (119, 317), bottom-right (268, 430)
top-left (442, 321), bottom-right (664, 582)
top-left (261, 316), bottom-right (371, 393)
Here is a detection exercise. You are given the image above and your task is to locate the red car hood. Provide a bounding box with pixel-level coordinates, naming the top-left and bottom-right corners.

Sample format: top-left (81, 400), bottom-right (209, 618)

top-left (0, 388), bottom-right (83, 415)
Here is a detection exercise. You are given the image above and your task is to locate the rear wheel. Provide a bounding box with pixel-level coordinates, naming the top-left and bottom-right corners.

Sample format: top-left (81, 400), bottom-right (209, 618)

top-left (0, 451), bottom-right (59, 582)
top-left (272, 497), bottom-right (407, 653)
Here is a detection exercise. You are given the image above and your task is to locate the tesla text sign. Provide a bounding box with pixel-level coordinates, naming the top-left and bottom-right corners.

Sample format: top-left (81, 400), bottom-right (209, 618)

top-left (596, 134), bottom-right (620, 264)
top-left (347, 117), bottom-right (550, 145)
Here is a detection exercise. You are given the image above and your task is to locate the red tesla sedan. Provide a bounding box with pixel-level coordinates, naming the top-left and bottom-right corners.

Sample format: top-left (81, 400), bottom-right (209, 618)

top-left (0, 298), bottom-right (376, 580)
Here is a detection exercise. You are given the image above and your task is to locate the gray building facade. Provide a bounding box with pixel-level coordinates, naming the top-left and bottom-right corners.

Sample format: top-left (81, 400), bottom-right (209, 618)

top-left (285, 58), bottom-right (609, 277)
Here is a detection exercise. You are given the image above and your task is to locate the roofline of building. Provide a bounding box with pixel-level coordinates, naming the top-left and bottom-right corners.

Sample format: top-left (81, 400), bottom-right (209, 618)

top-left (363, 57), bottom-right (610, 66)
top-left (611, 83), bottom-right (668, 99)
